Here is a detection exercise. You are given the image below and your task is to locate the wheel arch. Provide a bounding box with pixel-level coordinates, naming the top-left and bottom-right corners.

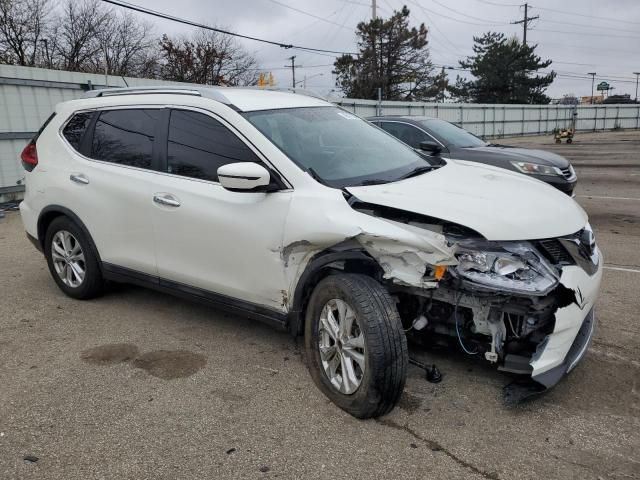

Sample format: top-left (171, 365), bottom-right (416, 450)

top-left (287, 245), bottom-right (384, 336)
top-left (38, 205), bottom-right (103, 269)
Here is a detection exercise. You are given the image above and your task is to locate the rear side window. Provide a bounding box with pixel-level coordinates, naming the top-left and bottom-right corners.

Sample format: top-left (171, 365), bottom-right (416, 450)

top-left (167, 109), bottom-right (259, 182)
top-left (91, 109), bottom-right (160, 168)
top-left (379, 122), bottom-right (429, 149)
top-left (62, 112), bottom-right (92, 151)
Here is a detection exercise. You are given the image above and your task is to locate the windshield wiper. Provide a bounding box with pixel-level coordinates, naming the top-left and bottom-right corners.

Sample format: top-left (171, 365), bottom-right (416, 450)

top-left (397, 164), bottom-right (438, 180)
top-left (356, 179), bottom-right (390, 186)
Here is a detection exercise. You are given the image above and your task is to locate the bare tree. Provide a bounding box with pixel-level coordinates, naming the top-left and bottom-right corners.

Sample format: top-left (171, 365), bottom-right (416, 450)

top-left (0, 0), bottom-right (51, 66)
top-left (159, 30), bottom-right (259, 86)
top-left (48, 0), bottom-right (111, 72)
top-left (93, 10), bottom-right (156, 77)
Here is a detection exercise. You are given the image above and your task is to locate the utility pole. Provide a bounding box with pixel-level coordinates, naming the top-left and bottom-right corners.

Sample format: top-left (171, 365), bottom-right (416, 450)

top-left (372, 0), bottom-right (376, 19)
top-left (285, 56), bottom-right (300, 90)
top-left (511, 3), bottom-right (539, 46)
top-left (634, 72), bottom-right (640, 102)
top-left (588, 72), bottom-right (596, 104)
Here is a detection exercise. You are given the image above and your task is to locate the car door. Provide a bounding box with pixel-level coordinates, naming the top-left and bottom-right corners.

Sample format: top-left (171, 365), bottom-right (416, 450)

top-left (378, 121), bottom-right (449, 157)
top-left (149, 108), bottom-right (292, 312)
top-left (62, 107), bottom-right (160, 275)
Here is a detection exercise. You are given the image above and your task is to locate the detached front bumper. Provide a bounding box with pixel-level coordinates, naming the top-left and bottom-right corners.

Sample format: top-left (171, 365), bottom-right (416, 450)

top-left (529, 250), bottom-right (603, 388)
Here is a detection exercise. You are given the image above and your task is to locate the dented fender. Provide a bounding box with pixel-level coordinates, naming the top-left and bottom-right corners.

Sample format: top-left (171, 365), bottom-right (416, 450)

top-left (277, 192), bottom-right (458, 312)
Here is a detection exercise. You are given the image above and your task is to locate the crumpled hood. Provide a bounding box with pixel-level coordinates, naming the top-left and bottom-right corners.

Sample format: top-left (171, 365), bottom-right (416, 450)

top-left (462, 146), bottom-right (571, 168)
top-left (346, 160), bottom-right (587, 241)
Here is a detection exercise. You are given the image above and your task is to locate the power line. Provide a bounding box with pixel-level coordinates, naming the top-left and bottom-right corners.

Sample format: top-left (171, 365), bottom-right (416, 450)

top-left (535, 28), bottom-right (640, 40)
top-left (474, 0), bottom-right (520, 6)
top-left (538, 18), bottom-right (640, 35)
top-left (530, 38), bottom-right (640, 56)
top-left (428, 0), bottom-right (502, 23)
top-left (265, 0), bottom-right (355, 31)
top-left (405, 0), bottom-right (508, 26)
top-left (402, 0), bottom-right (469, 56)
top-left (100, 0), bottom-right (358, 56)
top-left (531, 5), bottom-right (640, 27)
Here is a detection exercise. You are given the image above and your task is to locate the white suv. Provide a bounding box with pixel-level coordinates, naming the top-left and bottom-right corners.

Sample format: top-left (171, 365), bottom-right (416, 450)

top-left (20, 87), bottom-right (602, 418)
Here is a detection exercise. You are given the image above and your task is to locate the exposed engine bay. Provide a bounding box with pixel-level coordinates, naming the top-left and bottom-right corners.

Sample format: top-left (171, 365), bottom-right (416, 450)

top-left (346, 199), bottom-right (602, 395)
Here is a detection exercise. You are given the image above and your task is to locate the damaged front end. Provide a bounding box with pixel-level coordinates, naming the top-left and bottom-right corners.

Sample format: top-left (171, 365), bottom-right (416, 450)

top-left (350, 201), bottom-right (603, 400)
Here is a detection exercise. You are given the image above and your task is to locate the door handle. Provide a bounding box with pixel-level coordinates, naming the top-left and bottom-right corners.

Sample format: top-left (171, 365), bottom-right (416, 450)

top-left (153, 194), bottom-right (181, 208)
top-left (69, 173), bottom-right (89, 185)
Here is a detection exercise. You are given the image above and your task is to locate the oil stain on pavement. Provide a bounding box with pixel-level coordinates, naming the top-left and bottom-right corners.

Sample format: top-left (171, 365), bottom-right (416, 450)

top-left (80, 343), bottom-right (140, 364)
top-left (80, 344), bottom-right (206, 379)
top-left (132, 350), bottom-right (207, 379)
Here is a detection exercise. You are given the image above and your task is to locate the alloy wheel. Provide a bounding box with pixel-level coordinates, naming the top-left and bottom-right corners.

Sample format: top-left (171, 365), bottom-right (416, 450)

top-left (51, 230), bottom-right (85, 288)
top-left (318, 298), bottom-right (366, 395)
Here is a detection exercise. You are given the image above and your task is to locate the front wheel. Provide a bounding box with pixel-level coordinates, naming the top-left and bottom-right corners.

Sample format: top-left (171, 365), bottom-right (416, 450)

top-left (304, 274), bottom-right (408, 418)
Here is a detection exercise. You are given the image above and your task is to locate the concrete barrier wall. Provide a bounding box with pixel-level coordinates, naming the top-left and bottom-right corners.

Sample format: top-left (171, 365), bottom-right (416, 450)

top-left (2, 64), bottom-right (640, 197)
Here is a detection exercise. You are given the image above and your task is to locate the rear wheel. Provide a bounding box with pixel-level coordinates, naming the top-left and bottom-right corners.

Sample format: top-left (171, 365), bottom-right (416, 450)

top-left (44, 216), bottom-right (104, 299)
top-left (304, 274), bottom-right (408, 418)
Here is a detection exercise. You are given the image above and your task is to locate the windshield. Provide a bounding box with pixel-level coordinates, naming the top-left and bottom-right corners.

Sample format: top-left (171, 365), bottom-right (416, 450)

top-left (420, 119), bottom-right (486, 148)
top-left (244, 106), bottom-right (433, 187)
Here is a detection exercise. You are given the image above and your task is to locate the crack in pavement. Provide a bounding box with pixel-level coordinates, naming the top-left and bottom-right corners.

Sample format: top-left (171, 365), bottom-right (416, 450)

top-left (376, 419), bottom-right (500, 480)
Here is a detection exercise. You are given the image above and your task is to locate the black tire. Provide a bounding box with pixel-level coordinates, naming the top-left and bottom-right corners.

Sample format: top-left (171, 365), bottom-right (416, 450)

top-left (566, 138), bottom-right (573, 144)
top-left (304, 274), bottom-right (408, 418)
top-left (44, 216), bottom-right (104, 299)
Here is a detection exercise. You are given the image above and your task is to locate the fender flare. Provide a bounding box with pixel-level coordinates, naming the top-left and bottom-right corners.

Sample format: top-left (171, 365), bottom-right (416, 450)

top-left (287, 248), bottom-right (382, 336)
top-left (37, 205), bottom-right (103, 270)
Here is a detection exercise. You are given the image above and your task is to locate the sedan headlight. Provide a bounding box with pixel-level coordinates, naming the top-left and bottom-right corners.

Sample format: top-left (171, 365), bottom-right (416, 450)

top-left (453, 242), bottom-right (558, 295)
top-left (510, 161), bottom-right (562, 177)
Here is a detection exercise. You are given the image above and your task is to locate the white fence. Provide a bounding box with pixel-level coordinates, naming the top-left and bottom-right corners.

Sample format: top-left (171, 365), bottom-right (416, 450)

top-left (333, 98), bottom-right (640, 139)
top-left (2, 64), bottom-right (640, 198)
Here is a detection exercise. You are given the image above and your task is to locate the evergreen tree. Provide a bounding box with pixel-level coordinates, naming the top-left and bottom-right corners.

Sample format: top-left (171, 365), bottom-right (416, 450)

top-left (449, 32), bottom-right (555, 104)
top-left (333, 6), bottom-right (441, 101)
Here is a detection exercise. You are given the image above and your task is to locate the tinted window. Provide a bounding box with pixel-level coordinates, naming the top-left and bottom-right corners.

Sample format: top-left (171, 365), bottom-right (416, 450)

top-left (379, 122), bottom-right (430, 149)
top-left (419, 119), bottom-right (486, 148)
top-left (62, 112), bottom-right (92, 151)
top-left (167, 110), bottom-right (259, 182)
top-left (91, 109), bottom-right (159, 168)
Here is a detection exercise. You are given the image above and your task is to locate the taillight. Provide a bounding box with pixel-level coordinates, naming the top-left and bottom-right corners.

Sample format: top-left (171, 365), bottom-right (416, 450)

top-left (21, 141), bottom-right (38, 172)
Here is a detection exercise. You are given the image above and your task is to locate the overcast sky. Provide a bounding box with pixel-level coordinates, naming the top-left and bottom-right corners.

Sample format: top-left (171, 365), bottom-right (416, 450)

top-left (123, 0), bottom-right (640, 100)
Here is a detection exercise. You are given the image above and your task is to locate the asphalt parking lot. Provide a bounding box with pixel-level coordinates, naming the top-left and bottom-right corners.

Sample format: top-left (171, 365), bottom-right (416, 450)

top-left (1, 130), bottom-right (639, 480)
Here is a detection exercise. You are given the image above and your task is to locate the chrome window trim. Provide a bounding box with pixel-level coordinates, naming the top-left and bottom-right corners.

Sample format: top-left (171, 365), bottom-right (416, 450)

top-left (57, 104), bottom-right (293, 190)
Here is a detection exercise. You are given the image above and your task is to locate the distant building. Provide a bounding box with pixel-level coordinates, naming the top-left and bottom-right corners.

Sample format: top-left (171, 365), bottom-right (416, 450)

top-left (580, 95), bottom-right (604, 104)
top-left (603, 94), bottom-right (637, 104)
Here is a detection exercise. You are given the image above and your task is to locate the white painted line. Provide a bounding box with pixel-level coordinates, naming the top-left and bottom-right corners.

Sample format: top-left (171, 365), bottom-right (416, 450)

top-left (576, 195), bottom-right (640, 201)
top-left (604, 266), bottom-right (640, 274)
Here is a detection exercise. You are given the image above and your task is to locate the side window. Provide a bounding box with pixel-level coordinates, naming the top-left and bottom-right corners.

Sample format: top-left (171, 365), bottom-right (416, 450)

top-left (379, 122), bottom-right (429, 149)
top-left (91, 109), bottom-right (160, 168)
top-left (62, 112), bottom-right (92, 151)
top-left (167, 109), bottom-right (260, 182)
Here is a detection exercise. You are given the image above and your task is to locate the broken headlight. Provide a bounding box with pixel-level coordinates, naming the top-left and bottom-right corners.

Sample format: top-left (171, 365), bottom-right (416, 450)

top-left (453, 243), bottom-right (558, 295)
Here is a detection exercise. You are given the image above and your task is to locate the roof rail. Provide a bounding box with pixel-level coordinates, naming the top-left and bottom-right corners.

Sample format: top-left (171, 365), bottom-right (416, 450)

top-left (231, 86), bottom-right (328, 101)
top-left (84, 85), bottom-right (233, 105)
top-left (86, 86), bottom-right (201, 98)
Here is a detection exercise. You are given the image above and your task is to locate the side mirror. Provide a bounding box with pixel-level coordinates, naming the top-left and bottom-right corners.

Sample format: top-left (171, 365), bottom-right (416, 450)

top-left (217, 162), bottom-right (272, 192)
top-left (419, 140), bottom-right (442, 155)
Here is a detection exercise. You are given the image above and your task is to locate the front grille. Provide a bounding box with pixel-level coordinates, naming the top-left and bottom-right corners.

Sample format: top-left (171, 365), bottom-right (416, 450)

top-left (560, 166), bottom-right (575, 180)
top-left (537, 239), bottom-right (574, 265)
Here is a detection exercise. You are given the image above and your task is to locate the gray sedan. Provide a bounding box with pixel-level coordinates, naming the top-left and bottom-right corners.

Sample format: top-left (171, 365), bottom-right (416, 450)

top-left (368, 116), bottom-right (577, 195)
